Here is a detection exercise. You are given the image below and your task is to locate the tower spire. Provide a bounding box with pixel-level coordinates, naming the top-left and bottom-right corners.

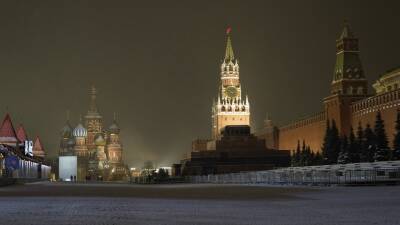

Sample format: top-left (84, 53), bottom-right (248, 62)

top-left (66, 110), bottom-right (70, 122)
top-left (339, 19), bottom-right (354, 39)
top-left (89, 85), bottom-right (98, 113)
top-left (224, 27), bottom-right (234, 62)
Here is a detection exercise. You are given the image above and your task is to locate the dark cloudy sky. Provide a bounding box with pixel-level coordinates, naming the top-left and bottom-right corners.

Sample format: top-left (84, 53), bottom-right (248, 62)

top-left (0, 0), bottom-right (399, 167)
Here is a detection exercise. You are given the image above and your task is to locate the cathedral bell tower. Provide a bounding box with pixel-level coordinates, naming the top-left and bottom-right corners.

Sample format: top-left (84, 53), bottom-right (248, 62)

top-left (211, 28), bottom-right (250, 139)
top-left (85, 86), bottom-right (103, 151)
top-left (324, 21), bottom-right (369, 136)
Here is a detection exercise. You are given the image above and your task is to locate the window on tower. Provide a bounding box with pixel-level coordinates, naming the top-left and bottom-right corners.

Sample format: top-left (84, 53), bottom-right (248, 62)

top-left (357, 87), bottom-right (364, 95)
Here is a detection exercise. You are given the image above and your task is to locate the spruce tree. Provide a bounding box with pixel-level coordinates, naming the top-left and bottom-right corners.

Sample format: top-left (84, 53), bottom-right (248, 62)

top-left (363, 123), bottom-right (376, 162)
top-left (374, 111), bottom-right (390, 161)
top-left (293, 140), bottom-right (301, 166)
top-left (291, 150), bottom-right (296, 166)
top-left (338, 135), bottom-right (350, 164)
top-left (313, 152), bottom-right (324, 165)
top-left (304, 145), bottom-right (312, 166)
top-left (310, 149), bottom-right (315, 166)
top-left (321, 120), bottom-right (331, 164)
top-left (348, 127), bottom-right (360, 163)
top-left (321, 119), bottom-right (342, 164)
top-left (393, 109), bottom-right (400, 160)
top-left (300, 140), bottom-right (307, 166)
top-left (356, 122), bottom-right (367, 162)
top-left (330, 120), bottom-right (341, 164)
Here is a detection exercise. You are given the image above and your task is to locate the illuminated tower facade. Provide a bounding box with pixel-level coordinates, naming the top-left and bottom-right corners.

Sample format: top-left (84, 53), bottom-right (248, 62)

top-left (324, 21), bottom-right (368, 136)
top-left (73, 118), bottom-right (88, 157)
top-left (212, 28), bottom-right (250, 139)
top-left (329, 21), bottom-right (368, 96)
top-left (59, 112), bottom-right (74, 156)
top-left (106, 114), bottom-right (123, 169)
top-left (85, 86), bottom-right (103, 151)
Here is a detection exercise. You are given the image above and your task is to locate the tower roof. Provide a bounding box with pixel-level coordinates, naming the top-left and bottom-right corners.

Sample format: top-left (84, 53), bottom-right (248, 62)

top-left (33, 136), bottom-right (45, 157)
top-left (16, 124), bottom-right (28, 142)
top-left (224, 27), bottom-right (235, 62)
top-left (0, 114), bottom-right (18, 143)
top-left (86, 85), bottom-right (102, 119)
top-left (109, 112), bottom-right (120, 134)
top-left (33, 136), bottom-right (44, 151)
top-left (339, 20), bottom-right (355, 39)
top-left (61, 110), bottom-right (73, 138)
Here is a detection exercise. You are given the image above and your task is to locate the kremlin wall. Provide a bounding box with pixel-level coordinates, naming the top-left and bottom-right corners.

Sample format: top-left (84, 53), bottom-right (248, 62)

top-left (4, 22), bottom-right (400, 180)
top-left (176, 23), bottom-right (400, 176)
top-left (259, 23), bottom-right (400, 153)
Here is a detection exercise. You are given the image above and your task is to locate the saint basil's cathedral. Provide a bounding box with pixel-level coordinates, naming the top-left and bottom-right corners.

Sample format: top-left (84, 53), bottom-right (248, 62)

top-left (59, 86), bottom-right (127, 181)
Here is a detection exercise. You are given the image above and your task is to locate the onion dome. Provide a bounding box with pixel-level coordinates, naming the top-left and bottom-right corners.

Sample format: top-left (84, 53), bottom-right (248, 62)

top-left (95, 134), bottom-right (106, 146)
top-left (109, 113), bottom-right (120, 134)
top-left (61, 111), bottom-right (73, 138)
top-left (73, 123), bottom-right (87, 137)
top-left (109, 121), bottom-right (120, 134)
top-left (61, 122), bottom-right (73, 138)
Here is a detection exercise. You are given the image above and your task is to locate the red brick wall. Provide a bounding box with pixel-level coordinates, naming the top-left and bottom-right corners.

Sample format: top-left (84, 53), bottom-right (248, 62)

top-left (277, 89), bottom-right (400, 153)
top-left (351, 89), bottom-right (400, 148)
top-left (278, 112), bottom-right (326, 152)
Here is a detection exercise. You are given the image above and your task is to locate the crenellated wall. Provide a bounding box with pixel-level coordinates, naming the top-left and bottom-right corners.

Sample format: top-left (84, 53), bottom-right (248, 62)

top-left (278, 112), bottom-right (326, 152)
top-left (351, 89), bottom-right (400, 147)
top-left (275, 90), bottom-right (400, 153)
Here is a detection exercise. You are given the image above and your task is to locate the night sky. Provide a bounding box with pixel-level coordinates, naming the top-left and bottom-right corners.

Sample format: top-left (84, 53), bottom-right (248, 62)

top-left (0, 0), bottom-right (399, 167)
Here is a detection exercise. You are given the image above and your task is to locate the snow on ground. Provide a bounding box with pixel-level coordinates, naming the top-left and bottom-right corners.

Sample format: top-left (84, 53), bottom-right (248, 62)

top-left (0, 183), bottom-right (399, 225)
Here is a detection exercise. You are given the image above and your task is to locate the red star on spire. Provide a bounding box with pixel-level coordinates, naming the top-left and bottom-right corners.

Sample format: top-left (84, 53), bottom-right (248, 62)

top-left (226, 26), bottom-right (232, 35)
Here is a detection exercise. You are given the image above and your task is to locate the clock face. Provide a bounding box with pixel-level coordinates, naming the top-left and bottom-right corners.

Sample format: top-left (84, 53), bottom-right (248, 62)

top-left (224, 86), bottom-right (238, 98)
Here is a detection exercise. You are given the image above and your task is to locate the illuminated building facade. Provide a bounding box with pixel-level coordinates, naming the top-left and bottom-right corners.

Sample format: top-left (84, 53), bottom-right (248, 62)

top-left (211, 28), bottom-right (250, 140)
top-left (0, 113), bottom-right (49, 179)
top-left (177, 29), bottom-right (290, 175)
top-left (59, 86), bottom-right (127, 181)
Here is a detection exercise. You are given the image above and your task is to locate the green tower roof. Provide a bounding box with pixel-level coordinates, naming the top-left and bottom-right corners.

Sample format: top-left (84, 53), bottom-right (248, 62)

top-left (224, 27), bottom-right (235, 62)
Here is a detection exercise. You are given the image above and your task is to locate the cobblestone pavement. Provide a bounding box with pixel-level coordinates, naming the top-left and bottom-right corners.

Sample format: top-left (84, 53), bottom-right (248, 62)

top-left (0, 182), bottom-right (399, 225)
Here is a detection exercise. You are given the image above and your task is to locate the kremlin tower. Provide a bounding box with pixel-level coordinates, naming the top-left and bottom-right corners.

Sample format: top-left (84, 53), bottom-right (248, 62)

top-left (211, 28), bottom-right (250, 139)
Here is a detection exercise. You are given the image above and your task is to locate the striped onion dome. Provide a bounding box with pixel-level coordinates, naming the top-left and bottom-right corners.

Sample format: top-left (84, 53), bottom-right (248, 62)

top-left (109, 121), bottom-right (120, 134)
top-left (73, 123), bottom-right (87, 137)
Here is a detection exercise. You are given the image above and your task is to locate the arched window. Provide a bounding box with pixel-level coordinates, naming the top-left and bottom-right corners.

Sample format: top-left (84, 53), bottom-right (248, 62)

top-left (347, 86), bottom-right (353, 95)
top-left (357, 86), bottom-right (363, 95)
